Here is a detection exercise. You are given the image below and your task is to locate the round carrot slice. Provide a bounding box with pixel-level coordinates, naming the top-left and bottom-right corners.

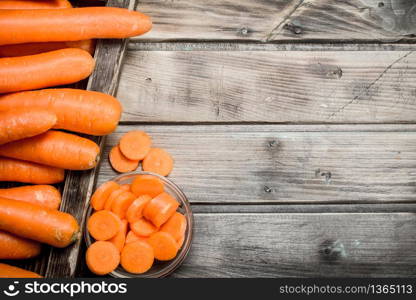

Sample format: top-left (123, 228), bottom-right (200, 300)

top-left (111, 191), bottom-right (136, 219)
top-left (160, 212), bottom-right (187, 241)
top-left (126, 195), bottom-right (151, 223)
top-left (109, 219), bottom-right (128, 252)
top-left (121, 240), bottom-right (154, 274)
top-left (120, 184), bottom-right (131, 191)
top-left (143, 192), bottom-right (179, 227)
top-left (142, 148), bottom-right (174, 176)
top-left (125, 230), bottom-right (148, 244)
top-left (104, 188), bottom-right (125, 211)
top-left (90, 181), bottom-right (120, 211)
top-left (119, 130), bottom-right (152, 161)
top-left (86, 241), bottom-right (120, 275)
top-left (131, 218), bottom-right (158, 237)
top-left (109, 145), bottom-right (139, 173)
top-left (147, 232), bottom-right (179, 261)
top-left (177, 234), bottom-right (185, 249)
top-left (87, 210), bottom-right (121, 241)
top-left (131, 175), bottom-right (164, 198)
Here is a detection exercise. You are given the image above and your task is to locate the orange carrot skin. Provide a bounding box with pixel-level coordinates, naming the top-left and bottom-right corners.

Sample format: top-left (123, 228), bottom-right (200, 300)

top-left (110, 219), bottom-right (128, 252)
top-left (0, 89), bottom-right (122, 136)
top-left (0, 197), bottom-right (79, 247)
top-left (0, 230), bottom-right (41, 259)
top-left (120, 240), bottom-right (154, 274)
top-left (0, 185), bottom-right (61, 210)
top-left (86, 241), bottom-right (120, 275)
top-left (0, 157), bottom-right (64, 184)
top-left (0, 130), bottom-right (100, 170)
top-left (91, 181), bottom-right (120, 211)
top-left (0, 7), bottom-right (152, 46)
top-left (0, 263), bottom-right (42, 278)
top-left (160, 212), bottom-right (187, 241)
top-left (0, 108), bottom-right (56, 145)
top-left (143, 192), bottom-right (179, 227)
top-left (0, 48), bottom-right (95, 93)
top-left (0, 0), bottom-right (71, 9)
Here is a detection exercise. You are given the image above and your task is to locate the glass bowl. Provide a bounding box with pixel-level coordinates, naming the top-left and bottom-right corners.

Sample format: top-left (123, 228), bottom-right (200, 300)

top-left (85, 171), bottom-right (193, 278)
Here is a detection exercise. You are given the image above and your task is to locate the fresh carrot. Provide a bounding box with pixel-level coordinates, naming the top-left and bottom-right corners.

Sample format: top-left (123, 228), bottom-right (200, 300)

top-left (125, 230), bottom-right (141, 244)
top-left (143, 192), bottom-right (179, 227)
top-left (147, 232), bottom-right (179, 261)
top-left (0, 89), bottom-right (122, 136)
top-left (0, 197), bottom-right (79, 247)
top-left (0, 0), bottom-right (71, 9)
top-left (126, 195), bottom-right (151, 224)
top-left (119, 131), bottom-right (152, 161)
top-left (131, 175), bottom-right (164, 198)
top-left (0, 48), bottom-right (95, 93)
top-left (177, 234), bottom-right (185, 248)
top-left (111, 191), bottom-right (136, 219)
top-left (131, 218), bottom-right (158, 237)
top-left (0, 7), bottom-right (152, 45)
top-left (109, 219), bottom-right (128, 252)
top-left (0, 108), bottom-right (56, 145)
top-left (0, 157), bottom-right (64, 184)
top-left (0, 230), bottom-right (41, 259)
top-left (0, 263), bottom-right (42, 278)
top-left (142, 148), bottom-right (174, 176)
top-left (120, 184), bottom-right (131, 191)
top-left (86, 241), bottom-right (120, 275)
top-left (91, 181), bottom-right (120, 211)
top-left (0, 130), bottom-right (100, 170)
top-left (87, 210), bottom-right (121, 241)
top-left (160, 212), bottom-right (187, 241)
top-left (104, 188), bottom-right (125, 211)
top-left (0, 185), bottom-right (61, 210)
top-left (120, 240), bottom-right (154, 274)
top-left (109, 145), bottom-right (139, 173)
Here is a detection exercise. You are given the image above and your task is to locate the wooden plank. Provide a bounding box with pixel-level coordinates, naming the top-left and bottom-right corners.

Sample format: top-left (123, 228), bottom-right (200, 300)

top-left (117, 50), bottom-right (416, 123)
top-left (43, 0), bottom-right (135, 278)
top-left (173, 212), bottom-right (416, 277)
top-left (98, 124), bottom-right (416, 204)
top-left (134, 0), bottom-right (416, 42)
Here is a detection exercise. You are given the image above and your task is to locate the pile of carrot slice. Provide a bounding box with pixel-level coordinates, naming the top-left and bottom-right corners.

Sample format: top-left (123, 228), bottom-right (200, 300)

top-left (110, 130), bottom-right (174, 176)
top-left (87, 175), bottom-right (187, 275)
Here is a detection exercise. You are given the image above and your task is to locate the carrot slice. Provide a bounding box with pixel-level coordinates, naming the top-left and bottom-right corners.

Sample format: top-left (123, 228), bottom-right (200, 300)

top-left (126, 195), bottom-right (151, 223)
top-left (103, 188), bottom-right (125, 211)
top-left (143, 192), bottom-right (179, 227)
top-left (160, 212), bottom-right (187, 241)
top-left (111, 191), bottom-right (136, 219)
top-left (142, 148), bottom-right (174, 176)
top-left (86, 241), bottom-right (120, 275)
top-left (0, 263), bottom-right (42, 278)
top-left (109, 219), bottom-right (128, 252)
top-left (177, 234), bottom-right (185, 249)
top-left (131, 175), bottom-right (164, 198)
top-left (126, 230), bottom-right (140, 244)
top-left (131, 218), bottom-right (158, 237)
top-left (91, 181), bottom-right (120, 211)
top-left (119, 130), bottom-right (152, 161)
top-left (120, 184), bottom-right (131, 191)
top-left (147, 232), bottom-right (179, 261)
top-left (109, 145), bottom-right (139, 173)
top-left (87, 210), bottom-right (121, 241)
top-left (120, 240), bottom-right (154, 274)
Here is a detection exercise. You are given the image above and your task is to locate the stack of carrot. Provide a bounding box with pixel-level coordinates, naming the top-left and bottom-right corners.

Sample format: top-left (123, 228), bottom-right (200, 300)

top-left (87, 174), bottom-right (187, 275)
top-left (0, 0), bottom-right (152, 278)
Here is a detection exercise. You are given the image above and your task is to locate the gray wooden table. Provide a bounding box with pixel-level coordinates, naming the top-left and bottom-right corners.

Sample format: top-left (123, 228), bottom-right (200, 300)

top-left (81, 0), bottom-right (416, 277)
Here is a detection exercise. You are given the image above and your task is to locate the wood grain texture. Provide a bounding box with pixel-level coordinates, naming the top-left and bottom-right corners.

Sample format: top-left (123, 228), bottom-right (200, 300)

top-left (134, 0), bottom-right (416, 42)
top-left (42, 0), bottom-right (135, 278)
top-left (173, 212), bottom-right (416, 277)
top-left (97, 124), bottom-right (416, 204)
top-left (117, 50), bottom-right (416, 123)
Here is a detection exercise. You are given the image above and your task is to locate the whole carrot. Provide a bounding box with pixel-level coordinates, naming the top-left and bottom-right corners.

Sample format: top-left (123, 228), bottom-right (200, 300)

top-left (0, 197), bottom-right (79, 248)
top-left (0, 263), bottom-right (42, 278)
top-left (0, 130), bottom-right (100, 170)
top-left (0, 7), bottom-right (152, 45)
top-left (0, 157), bottom-right (64, 184)
top-left (0, 108), bottom-right (57, 145)
top-left (0, 230), bottom-right (41, 259)
top-left (0, 89), bottom-right (122, 136)
top-left (0, 48), bottom-right (95, 93)
top-left (0, 0), bottom-right (71, 9)
top-left (0, 185), bottom-right (61, 210)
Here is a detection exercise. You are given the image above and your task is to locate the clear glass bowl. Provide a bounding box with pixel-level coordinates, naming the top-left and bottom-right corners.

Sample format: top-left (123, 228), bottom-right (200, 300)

top-left (84, 171), bottom-right (193, 278)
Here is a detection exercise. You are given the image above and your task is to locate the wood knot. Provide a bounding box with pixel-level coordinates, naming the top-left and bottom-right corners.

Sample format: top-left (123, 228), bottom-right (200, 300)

top-left (319, 240), bottom-right (347, 264)
top-left (145, 77), bottom-right (152, 82)
top-left (283, 22), bottom-right (302, 35)
top-left (237, 27), bottom-right (251, 37)
top-left (268, 140), bottom-right (278, 148)
top-left (264, 186), bottom-right (273, 193)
